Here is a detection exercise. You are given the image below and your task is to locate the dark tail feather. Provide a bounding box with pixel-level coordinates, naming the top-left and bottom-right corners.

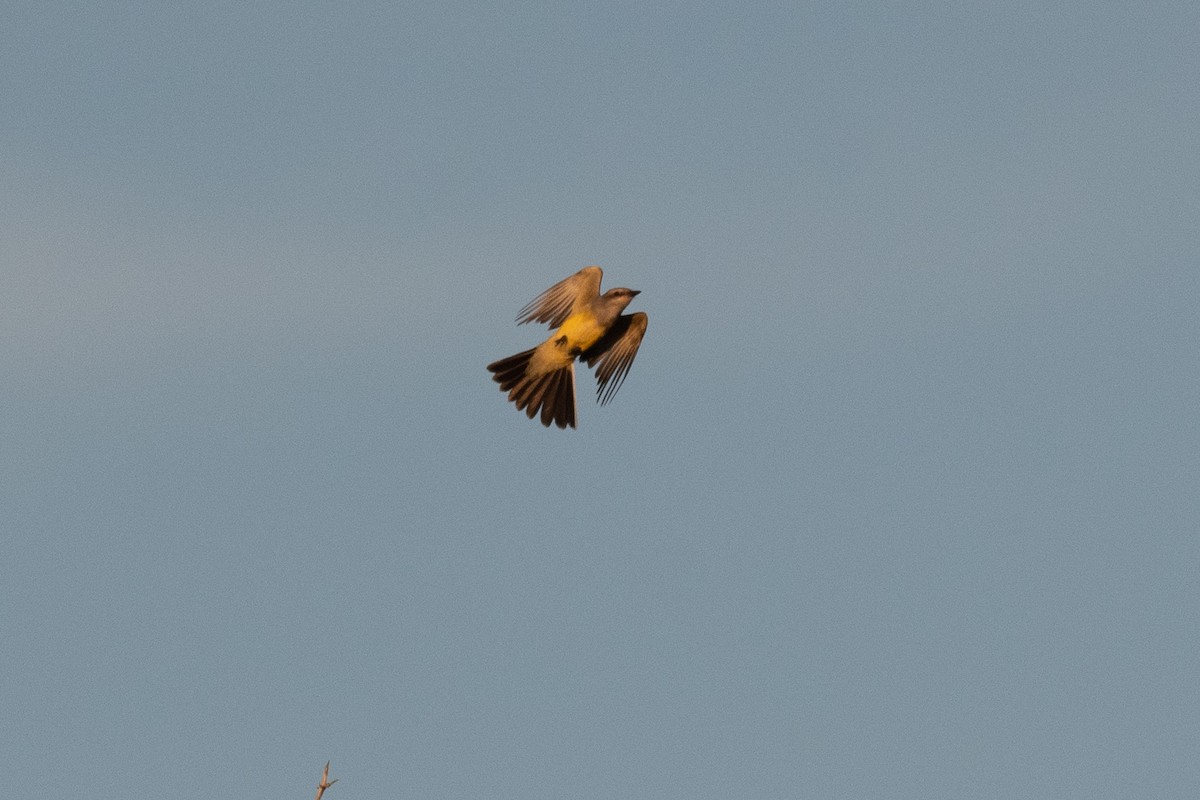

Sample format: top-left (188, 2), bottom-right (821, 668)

top-left (545, 366), bottom-right (576, 429)
top-left (487, 349), bottom-right (535, 393)
top-left (487, 349), bottom-right (576, 429)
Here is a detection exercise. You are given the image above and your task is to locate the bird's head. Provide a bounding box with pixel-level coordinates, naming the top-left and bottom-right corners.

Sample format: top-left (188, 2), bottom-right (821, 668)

top-left (604, 287), bottom-right (641, 311)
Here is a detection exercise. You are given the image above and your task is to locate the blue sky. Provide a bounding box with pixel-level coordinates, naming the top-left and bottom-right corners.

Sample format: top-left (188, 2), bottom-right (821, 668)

top-left (3, 2), bottom-right (1198, 797)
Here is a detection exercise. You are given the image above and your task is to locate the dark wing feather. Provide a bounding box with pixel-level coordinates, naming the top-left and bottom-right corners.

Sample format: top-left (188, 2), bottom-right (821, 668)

top-left (582, 312), bottom-right (648, 405)
top-left (515, 266), bottom-right (603, 328)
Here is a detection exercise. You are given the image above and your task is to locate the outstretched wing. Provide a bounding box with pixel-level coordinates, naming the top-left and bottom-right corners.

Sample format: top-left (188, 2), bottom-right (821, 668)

top-left (516, 266), bottom-right (603, 328)
top-left (582, 312), bottom-right (648, 405)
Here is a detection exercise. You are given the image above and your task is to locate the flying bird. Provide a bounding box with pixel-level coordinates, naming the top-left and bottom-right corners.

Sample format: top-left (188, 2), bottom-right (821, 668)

top-left (487, 266), bottom-right (648, 429)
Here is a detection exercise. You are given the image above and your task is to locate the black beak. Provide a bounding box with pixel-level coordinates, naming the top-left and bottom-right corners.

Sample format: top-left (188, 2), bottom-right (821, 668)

top-left (629, 289), bottom-right (641, 297)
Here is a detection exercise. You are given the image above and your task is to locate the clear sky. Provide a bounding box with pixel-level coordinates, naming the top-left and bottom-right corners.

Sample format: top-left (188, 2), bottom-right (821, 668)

top-left (3, 2), bottom-right (1198, 798)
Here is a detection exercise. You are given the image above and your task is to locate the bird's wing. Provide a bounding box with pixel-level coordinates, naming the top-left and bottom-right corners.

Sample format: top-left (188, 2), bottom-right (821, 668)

top-left (516, 266), bottom-right (603, 328)
top-left (582, 312), bottom-right (648, 405)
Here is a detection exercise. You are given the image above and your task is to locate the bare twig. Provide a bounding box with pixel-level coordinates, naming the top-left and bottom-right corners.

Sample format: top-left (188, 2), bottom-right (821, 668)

top-left (314, 761), bottom-right (338, 800)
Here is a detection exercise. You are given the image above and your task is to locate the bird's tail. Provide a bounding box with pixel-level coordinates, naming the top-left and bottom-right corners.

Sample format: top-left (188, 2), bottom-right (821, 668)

top-left (487, 348), bottom-right (576, 429)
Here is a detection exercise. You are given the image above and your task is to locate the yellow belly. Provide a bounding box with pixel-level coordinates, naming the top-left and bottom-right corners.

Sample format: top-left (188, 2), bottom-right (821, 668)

top-left (555, 312), bottom-right (605, 353)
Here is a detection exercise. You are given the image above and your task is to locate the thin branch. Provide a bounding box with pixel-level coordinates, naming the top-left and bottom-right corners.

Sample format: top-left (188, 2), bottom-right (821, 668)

top-left (314, 761), bottom-right (338, 800)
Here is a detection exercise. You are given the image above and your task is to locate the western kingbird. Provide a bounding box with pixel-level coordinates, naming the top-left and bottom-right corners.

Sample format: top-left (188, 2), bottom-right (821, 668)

top-left (487, 266), bottom-right (648, 429)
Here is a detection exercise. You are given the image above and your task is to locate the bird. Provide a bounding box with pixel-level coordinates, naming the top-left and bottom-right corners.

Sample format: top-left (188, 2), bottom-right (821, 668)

top-left (487, 266), bottom-right (648, 429)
